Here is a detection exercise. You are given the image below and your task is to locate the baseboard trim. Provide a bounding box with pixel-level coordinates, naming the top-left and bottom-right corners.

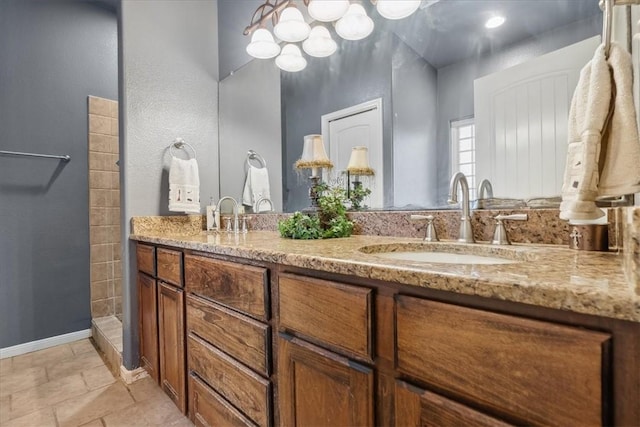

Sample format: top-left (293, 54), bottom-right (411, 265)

top-left (0, 329), bottom-right (92, 359)
top-left (120, 365), bottom-right (148, 384)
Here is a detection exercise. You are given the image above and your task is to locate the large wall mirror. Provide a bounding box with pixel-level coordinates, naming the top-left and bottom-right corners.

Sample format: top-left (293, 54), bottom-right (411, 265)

top-left (218, 0), bottom-right (604, 213)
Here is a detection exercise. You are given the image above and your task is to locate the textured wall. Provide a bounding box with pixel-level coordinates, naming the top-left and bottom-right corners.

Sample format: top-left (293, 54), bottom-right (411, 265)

top-left (219, 59), bottom-right (283, 211)
top-left (120, 0), bottom-right (219, 369)
top-left (0, 0), bottom-right (117, 348)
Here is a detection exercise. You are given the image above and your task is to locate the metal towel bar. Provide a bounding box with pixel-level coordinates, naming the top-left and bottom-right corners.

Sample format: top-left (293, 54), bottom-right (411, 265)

top-left (0, 150), bottom-right (71, 162)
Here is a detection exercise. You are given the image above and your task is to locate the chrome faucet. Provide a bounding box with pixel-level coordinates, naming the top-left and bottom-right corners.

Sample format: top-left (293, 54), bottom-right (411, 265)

top-left (477, 179), bottom-right (494, 200)
top-left (216, 196), bottom-right (239, 233)
top-left (255, 196), bottom-right (274, 213)
top-left (448, 172), bottom-right (475, 243)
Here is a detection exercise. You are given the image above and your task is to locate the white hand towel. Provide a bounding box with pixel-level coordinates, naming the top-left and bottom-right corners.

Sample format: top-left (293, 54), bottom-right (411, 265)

top-left (598, 43), bottom-right (640, 197)
top-left (242, 165), bottom-right (271, 212)
top-left (169, 157), bottom-right (201, 214)
top-left (560, 45), bottom-right (611, 221)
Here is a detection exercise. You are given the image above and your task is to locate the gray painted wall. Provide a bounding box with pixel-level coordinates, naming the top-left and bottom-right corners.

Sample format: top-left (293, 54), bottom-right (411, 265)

top-left (282, 31), bottom-right (395, 212)
top-left (219, 59), bottom-right (283, 211)
top-left (392, 42), bottom-right (438, 208)
top-left (434, 15), bottom-right (601, 204)
top-left (120, 0), bottom-right (219, 369)
top-left (0, 0), bottom-right (117, 348)
top-left (218, 0), bottom-right (262, 80)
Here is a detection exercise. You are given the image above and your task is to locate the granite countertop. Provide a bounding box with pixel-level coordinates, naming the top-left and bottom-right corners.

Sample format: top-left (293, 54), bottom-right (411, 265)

top-left (131, 231), bottom-right (640, 323)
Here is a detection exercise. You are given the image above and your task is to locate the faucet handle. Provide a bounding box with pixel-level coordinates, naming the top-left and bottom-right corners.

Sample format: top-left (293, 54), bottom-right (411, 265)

top-left (410, 215), bottom-right (439, 242)
top-left (492, 213), bottom-right (528, 245)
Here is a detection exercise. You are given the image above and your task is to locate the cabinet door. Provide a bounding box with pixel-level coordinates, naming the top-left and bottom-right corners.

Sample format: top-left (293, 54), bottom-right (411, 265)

top-left (278, 335), bottom-right (374, 427)
top-left (158, 282), bottom-right (186, 413)
top-left (138, 272), bottom-right (159, 383)
top-left (395, 380), bottom-right (512, 427)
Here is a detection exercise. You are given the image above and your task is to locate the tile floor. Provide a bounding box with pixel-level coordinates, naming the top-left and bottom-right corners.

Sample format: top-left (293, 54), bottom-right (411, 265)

top-left (0, 339), bottom-right (191, 427)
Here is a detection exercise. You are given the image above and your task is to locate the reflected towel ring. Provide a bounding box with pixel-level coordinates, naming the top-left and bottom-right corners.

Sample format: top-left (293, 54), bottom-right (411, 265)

top-left (247, 149), bottom-right (267, 168)
top-left (169, 137), bottom-right (197, 159)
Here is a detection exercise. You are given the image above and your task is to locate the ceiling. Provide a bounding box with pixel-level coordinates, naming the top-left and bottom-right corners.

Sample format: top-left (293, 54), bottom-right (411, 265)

top-left (218, 0), bottom-right (603, 77)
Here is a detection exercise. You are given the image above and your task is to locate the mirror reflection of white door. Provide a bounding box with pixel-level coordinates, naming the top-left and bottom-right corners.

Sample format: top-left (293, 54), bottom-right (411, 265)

top-left (322, 98), bottom-right (383, 208)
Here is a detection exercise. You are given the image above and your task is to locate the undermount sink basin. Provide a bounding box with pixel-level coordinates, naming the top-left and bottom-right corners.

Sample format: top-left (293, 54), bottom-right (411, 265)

top-left (359, 242), bottom-right (531, 265)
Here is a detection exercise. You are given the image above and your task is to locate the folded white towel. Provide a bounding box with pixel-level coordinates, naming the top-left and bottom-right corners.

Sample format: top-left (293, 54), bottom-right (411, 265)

top-left (169, 157), bottom-right (201, 214)
top-left (560, 44), bottom-right (610, 221)
top-left (598, 43), bottom-right (640, 197)
top-left (242, 165), bottom-right (271, 212)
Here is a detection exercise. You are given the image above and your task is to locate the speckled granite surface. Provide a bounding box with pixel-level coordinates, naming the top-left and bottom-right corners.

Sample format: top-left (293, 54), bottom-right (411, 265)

top-left (130, 230), bottom-right (639, 322)
top-left (624, 207), bottom-right (640, 296)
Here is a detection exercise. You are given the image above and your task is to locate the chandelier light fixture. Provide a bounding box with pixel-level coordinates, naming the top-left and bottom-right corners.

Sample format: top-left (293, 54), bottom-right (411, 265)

top-left (243, 0), bottom-right (422, 71)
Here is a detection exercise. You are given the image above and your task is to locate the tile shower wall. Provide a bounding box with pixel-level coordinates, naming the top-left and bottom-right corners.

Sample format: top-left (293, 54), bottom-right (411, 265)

top-left (88, 96), bottom-right (121, 318)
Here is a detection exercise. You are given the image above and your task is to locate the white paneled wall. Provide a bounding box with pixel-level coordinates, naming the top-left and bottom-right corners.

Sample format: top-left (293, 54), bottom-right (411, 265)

top-left (475, 36), bottom-right (600, 199)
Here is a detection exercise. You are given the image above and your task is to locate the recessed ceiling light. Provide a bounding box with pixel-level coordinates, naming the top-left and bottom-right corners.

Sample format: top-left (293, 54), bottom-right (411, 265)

top-left (485, 16), bottom-right (505, 29)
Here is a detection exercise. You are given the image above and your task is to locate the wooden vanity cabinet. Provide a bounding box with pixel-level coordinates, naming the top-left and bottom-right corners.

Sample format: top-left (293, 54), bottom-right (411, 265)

top-left (185, 253), bottom-right (273, 427)
top-left (136, 244), bottom-right (186, 413)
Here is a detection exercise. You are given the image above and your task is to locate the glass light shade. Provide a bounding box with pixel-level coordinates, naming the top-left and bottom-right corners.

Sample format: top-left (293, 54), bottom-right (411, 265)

top-left (307, 0), bottom-right (349, 22)
top-left (335, 4), bottom-right (374, 41)
top-left (485, 16), bottom-right (506, 29)
top-left (302, 26), bottom-right (337, 58)
top-left (300, 134), bottom-right (331, 163)
top-left (347, 146), bottom-right (374, 175)
top-left (273, 6), bottom-right (311, 42)
top-left (246, 28), bottom-right (281, 59)
top-left (275, 44), bottom-right (307, 72)
top-left (376, 0), bottom-right (421, 20)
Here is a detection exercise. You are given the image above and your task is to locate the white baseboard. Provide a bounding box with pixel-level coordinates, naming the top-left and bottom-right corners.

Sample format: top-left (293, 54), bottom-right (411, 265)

top-left (0, 329), bottom-right (92, 359)
top-left (120, 365), bottom-right (148, 384)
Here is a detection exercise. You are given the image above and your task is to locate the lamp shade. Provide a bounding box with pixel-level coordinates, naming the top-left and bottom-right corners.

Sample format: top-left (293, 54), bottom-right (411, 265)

top-left (246, 28), bottom-right (281, 59)
top-left (273, 6), bottom-right (311, 42)
top-left (295, 134), bottom-right (333, 169)
top-left (347, 146), bottom-right (374, 175)
top-left (307, 0), bottom-right (349, 22)
top-left (303, 25), bottom-right (337, 58)
top-left (376, 0), bottom-right (421, 20)
top-left (275, 44), bottom-right (307, 72)
top-left (335, 3), bottom-right (374, 41)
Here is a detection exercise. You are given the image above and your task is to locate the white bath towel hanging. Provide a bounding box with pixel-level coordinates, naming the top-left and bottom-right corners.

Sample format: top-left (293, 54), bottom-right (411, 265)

top-left (560, 44), bottom-right (611, 221)
top-left (169, 156), bottom-right (201, 214)
top-left (242, 164), bottom-right (271, 212)
top-left (597, 43), bottom-right (640, 197)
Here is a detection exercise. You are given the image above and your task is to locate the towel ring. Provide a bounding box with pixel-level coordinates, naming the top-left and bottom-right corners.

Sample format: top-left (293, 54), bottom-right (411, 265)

top-left (600, 0), bottom-right (613, 58)
top-left (169, 138), bottom-right (197, 159)
top-left (246, 149), bottom-right (267, 168)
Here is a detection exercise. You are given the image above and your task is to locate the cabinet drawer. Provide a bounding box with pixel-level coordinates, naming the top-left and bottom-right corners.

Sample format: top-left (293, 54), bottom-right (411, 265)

top-left (278, 273), bottom-right (373, 361)
top-left (395, 380), bottom-right (512, 427)
top-left (188, 334), bottom-right (271, 427)
top-left (185, 254), bottom-right (268, 321)
top-left (189, 373), bottom-right (257, 427)
top-left (187, 294), bottom-right (270, 376)
top-left (396, 296), bottom-right (611, 426)
top-left (157, 248), bottom-right (183, 287)
top-left (137, 244), bottom-right (156, 276)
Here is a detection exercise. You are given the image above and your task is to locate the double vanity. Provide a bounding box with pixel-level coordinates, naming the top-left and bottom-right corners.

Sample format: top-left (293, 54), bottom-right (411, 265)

top-left (131, 214), bottom-right (639, 426)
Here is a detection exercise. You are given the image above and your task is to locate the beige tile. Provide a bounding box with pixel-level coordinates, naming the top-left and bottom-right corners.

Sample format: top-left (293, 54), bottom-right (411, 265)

top-left (114, 298), bottom-right (122, 319)
top-left (89, 96), bottom-right (113, 117)
top-left (91, 244), bottom-right (111, 263)
top-left (70, 339), bottom-right (96, 356)
top-left (126, 377), bottom-right (166, 403)
top-left (90, 226), bottom-right (111, 245)
top-left (109, 226), bottom-right (121, 246)
top-left (110, 118), bottom-right (119, 136)
top-left (91, 262), bottom-right (109, 283)
top-left (3, 407), bottom-right (56, 427)
top-left (113, 261), bottom-right (122, 279)
top-left (91, 280), bottom-right (112, 301)
top-left (89, 114), bottom-right (111, 135)
top-left (89, 134), bottom-right (113, 153)
top-left (92, 299), bottom-right (114, 318)
top-left (108, 154), bottom-right (119, 173)
top-left (106, 208), bottom-right (120, 226)
top-left (110, 172), bottom-right (120, 189)
top-left (109, 100), bottom-right (118, 119)
top-left (90, 189), bottom-right (111, 208)
top-left (89, 152), bottom-right (113, 172)
top-left (9, 374), bottom-right (88, 420)
top-left (47, 349), bottom-right (104, 382)
top-left (0, 357), bottom-right (12, 377)
top-left (102, 397), bottom-right (187, 427)
top-left (113, 279), bottom-right (122, 297)
top-left (93, 316), bottom-right (121, 332)
top-left (55, 382), bottom-right (135, 427)
top-left (89, 171), bottom-right (112, 190)
top-left (110, 190), bottom-right (120, 207)
top-left (11, 345), bottom-right (74, 371)
top-left (112, 244), bottom-right (122, 262)
top-left (79, 418), bottom-right (105, 427)
top-left (103, 327), bottom-right (122, 344)
top-left (0, 366), bottom-right (48, 398)
top-left (82, 365), bottom-right (116, 391)
top-left (1, 394), bottom-right (11, 423)
top-left (90, 208), bottom-right (109, 226)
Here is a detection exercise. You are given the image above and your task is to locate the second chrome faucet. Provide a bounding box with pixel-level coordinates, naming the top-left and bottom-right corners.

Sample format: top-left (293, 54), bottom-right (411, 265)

top-left (448, 172), bottom-right (475, 243)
